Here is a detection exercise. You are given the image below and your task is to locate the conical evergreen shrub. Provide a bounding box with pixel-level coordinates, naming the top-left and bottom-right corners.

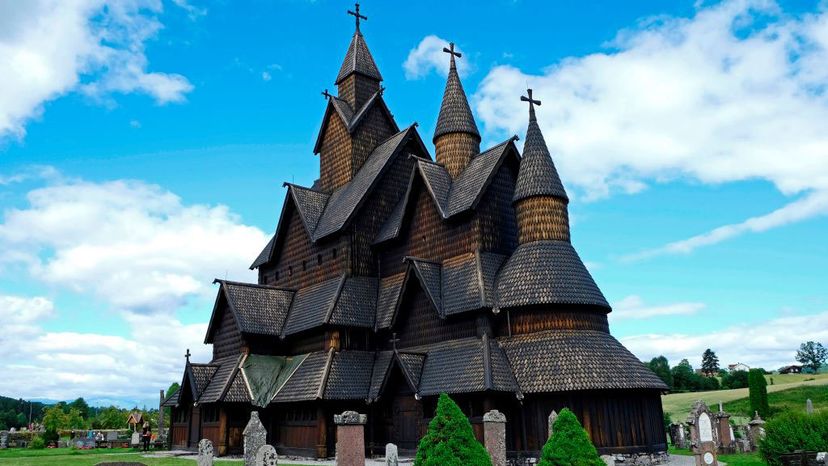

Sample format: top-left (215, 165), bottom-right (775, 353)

top-left (539, 408), bottom-right (604, 466)
top-left (414, 393), bottom-right (492, 466)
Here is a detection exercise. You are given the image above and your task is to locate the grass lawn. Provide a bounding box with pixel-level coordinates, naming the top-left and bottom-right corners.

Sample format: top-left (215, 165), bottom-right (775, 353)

top-left (723, 384), bottom-right (828, 417)
top-left (0, 449), bottom-right (246, 466)
top-left (670, 447), bottom-right (766, 465)
top-left (662, 372), bottom-right (828, 421)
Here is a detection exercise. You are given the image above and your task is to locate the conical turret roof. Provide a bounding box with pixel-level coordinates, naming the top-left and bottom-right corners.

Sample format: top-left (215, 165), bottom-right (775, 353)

top-left (433, 50), bottom-right (479, 142)
top-left (513, 104), bottom-right (568, 202)
top-left (336, 30), bottom-right (382, 84)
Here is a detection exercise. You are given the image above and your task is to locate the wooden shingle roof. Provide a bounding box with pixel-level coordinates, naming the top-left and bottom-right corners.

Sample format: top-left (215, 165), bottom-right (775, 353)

top-left (208, 280), bottom-right (294, 340)
top-left (434, 52), bottom-right (479, 142)
top-left (514, 105), bottom-right (568, 202)
top-left (336, 30), bottom-right (382, 84)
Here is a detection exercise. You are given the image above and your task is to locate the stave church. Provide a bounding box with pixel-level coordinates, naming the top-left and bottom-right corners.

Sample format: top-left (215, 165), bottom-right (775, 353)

top-left (163, 4), bottom-right (668, 459)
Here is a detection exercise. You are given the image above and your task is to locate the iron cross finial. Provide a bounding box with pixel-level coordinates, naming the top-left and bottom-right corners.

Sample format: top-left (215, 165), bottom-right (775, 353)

top-left (348, 3), bottom-right (367, 31)
top-left (390, 332), bottom-right (400, 351)
top-left (521, 88), bottom-right (541, 109)
top-left (184, 348), bottom-right (191, 362)
top-left (321, 89), bottom-right (333, 99)
top-left (443, 42), bottom-right (462, 59)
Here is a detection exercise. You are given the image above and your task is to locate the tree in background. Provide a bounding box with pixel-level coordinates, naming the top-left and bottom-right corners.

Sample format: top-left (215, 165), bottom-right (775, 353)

top-left (671, 359), bottom-right (696, 391)
top-left (164, 382), bottom-right (180, 426)
top-left (68, 398), bottom-right (90, 420)
top-left (721, 370), bottom-right (749, 389)
top-left (796, 341), bottom-right (827, 373)
top-left (647, 356), bottom-right (673, 389)
top-left (414, 393), bottom-right (491, 466)
top-left (539, 408), bottom-right (604, 466)
top-left (91, 406), bottom-right (129, 429)
top-left (701, 349), bottom-right (720, 376)
top-left (748, 369), bottom-right (770, 418)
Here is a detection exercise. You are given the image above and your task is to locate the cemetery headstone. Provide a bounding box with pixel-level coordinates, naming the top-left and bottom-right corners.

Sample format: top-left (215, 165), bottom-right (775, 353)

top-left (0, 430), bottom-right (8, 449)
top-left (687, 401), bottom-right (718, 466)
top-left (243, 411), bottom-right (268, 466)
top-left (385, 443), bottom-right (398, 466)
top-left (107, 431), bottom-right (120, 441)
top-left (669, 423), bottom-right (688, 449)
top-left (131, 431), bottom-right (140, 448)
top-left (716, 409), bottom-right (734, 453)
top-left (333, 411), bottom-right (367, 466)
top-left (748, 411), bottom-right (766, 450)
top-left (483, 410), bottom-right (507, 466)
top-left (547, 410), bottom-right (558, 439)
top-left (807, 399), bottom-right (814, 415)
top-left (158, 389), bottom-right (166, 442)
top-left (255, 444), bottom-right (278, 466)
top-left (198, 438), bottom-right (214, 466)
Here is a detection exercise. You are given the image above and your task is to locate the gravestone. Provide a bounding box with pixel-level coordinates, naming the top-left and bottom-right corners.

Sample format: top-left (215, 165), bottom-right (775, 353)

top-left (131, 431), bottom-right (140, 447)
top-left (483, 410), bottom-right (507, 466)
top-left (333, 411), bottom-right (367, 466)
top-left (158, 389), bottom-right (166, 442)
top-left (243, 411), bottom-right (267, 466)
top-left (748, 411), bottom-right (766, 450)
top-left (669, 423), bottom-right (688, 449)
top-left (547, 410), bottom-right (558, 439)
top-left (107, 431), bottom-right (120, 441)
top-left (385, 443), bottom-right (398, 466)
top-left (255, 444), bottom-right (278, 466)
top-left (807, 399), bottom-right (814, 415)
top-left (198, 438), bottom-right (214, 466)
top-left (687, 401), bottom-right (718, 466)
top-left (0, 430), bottom-right (8, 449)
top-left (716, 408), bottom-right (734, 453)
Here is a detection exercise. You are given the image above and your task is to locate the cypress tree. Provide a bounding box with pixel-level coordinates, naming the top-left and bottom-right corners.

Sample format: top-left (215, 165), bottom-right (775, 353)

top-left (539, 408), bottom-right (605, 466)
top-left (414, 393), bottom-right (492, 466)
top-left (748, 369), bottom-right (769, 418)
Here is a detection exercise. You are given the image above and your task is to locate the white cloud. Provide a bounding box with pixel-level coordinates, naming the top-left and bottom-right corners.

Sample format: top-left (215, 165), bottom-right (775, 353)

top-left (404, 35), bottom-right (471, 79)
top-left (622, 310), bottom-right (828, 370)
top-left (474, 0), bottom-right (828, 250)
top-left (0, 295), bottom-right (54, 339)
top-left (0, 173), bottom-right (268, 312)
top-left (262, 71), bottom-right (272, 82)
top-left (0, 0), bottom-right (193, 139)
top-left (612, 295), bottom-right (705, 320)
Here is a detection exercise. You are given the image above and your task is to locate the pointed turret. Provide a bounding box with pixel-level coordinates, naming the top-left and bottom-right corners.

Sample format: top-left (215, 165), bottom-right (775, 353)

top-left (514, 89), bottom-right (570, 243)
top-left (433, 42), bottom-right (480, 178)
top-left (336, 3), bottom-right (382, 109)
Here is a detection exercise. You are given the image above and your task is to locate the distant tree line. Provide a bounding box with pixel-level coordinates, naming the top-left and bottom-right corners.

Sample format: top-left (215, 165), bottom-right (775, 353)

top-left (646, 349), bottom-right (765, 393)
top-left (0, 396), bottom-right (47, 430)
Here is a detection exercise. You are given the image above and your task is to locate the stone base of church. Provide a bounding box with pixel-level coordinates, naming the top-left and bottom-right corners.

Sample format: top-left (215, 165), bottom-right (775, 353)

top-left (601, 451), bottom-right (670, 466)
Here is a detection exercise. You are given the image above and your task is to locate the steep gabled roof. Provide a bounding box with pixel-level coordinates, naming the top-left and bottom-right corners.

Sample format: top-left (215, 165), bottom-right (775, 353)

top-left (328, 276), bottom-right (378, 328)
top-left (182, 363), bottom-right (217, 402)
top-left (499, 329), bottom-right (668, 393)
top-left (272, 350), bottom-right (334, 403)
top-left (199, 354), bottom-right (244, 404)
top-left (250, 235), bottom-right (275, 269)
top-left (494, 240), bottom-right (609, 311)
top-left (336, 31), bottom-right (382, 84)
top-left (513, 105), bottom-right (568, 202)
top-left (280, 275), bottom-right (379, 337)
top-left (367, 351), bottom-right (394, 402)
top-left (312, 91), bottom-right (399, 154)
top-left (160, 388), bottom-right (180, 407)
top-left (204, 280), bottom-right (294, 342)
top-left (323, 351), bottom-right (376, 400)
top-left (434, 50), bottom-right (479, 142)
top-left (406, 257), bottom-right (442, 314)
top-left (285, 183), bottom-right (330, 234)
top-left (374, 138), bottom-right (518, 244)
top-left (375, 272), bottom-right (406, 330)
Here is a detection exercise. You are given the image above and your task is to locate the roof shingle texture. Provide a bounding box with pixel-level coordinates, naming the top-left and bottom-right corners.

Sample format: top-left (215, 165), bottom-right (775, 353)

top-left (199, 355), bottom-right (242, 403)
top-left (189, 364), bottom-right (217, 400)
top-left (336, 31), bottom-right (382, 84)
top-left (375, 273), bottom-right (405, 329)
top-left (224, 370), bottom-right (251, 403)
top-left (222, 281), bottom-right (294, 336)
top-left (324, 351), bottom-right (375, 400)
top-left (414, 337), bottom-right (517, 396)
top-left (368, 351), bottom-right (394, 401)
top-left (328, 277), bottom-right (378, 328)
top-left (289, 184), bottom-right (330, 233)
top-left (513, 109), bottom-right (568, 202)
top-left (434, 59), bottom-right (479, 141)
top-left (397, 352), bottom-right (426, 389)
top-left (272, 351), bottom-right (331, 403)
top-left (281, 277), bottom-right (343, 336)
top-left (495, 240), bottom-right (610, 310)
top-left (250, 235), bottom-right (275, 269)
top-left (499, 329), bottom-right (668, 393)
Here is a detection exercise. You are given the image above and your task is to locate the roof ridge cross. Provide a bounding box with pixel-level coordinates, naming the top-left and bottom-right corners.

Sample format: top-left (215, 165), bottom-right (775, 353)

top-left (347, 2), bottom-right (367, 32)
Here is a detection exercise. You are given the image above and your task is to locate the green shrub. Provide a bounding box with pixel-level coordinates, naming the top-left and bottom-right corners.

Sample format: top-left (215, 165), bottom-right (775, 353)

top-left (42, 428), bottom-right (59, 444)
top-left (414, 393), bottom-right (491, 466)
top-left (749, 369), bottom-right (770, 418)
top-left (28, 436), bottom-right (46, 449)
top-left (539, 408), bottom-right (604, 466)
top-left (760, 410), bottom-right (828, 466)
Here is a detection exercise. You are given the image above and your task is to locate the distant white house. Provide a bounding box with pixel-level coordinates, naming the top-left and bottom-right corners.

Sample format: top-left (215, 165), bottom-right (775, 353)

top-left (727, 363), bottom-right (750, 373)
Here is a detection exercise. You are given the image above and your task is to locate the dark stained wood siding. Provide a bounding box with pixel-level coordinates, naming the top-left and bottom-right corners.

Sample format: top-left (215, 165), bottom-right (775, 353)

top-left (351, 105), bottom-right (395, 176)
top-left (475, 159), bottom-right (519, 255)
top-left (212, 304), bottom-right (242, 360)
top-left (319, 109), bottom-right (354, 193)
top-left (497, 308), bottom-right (610, 336)
top-left (391, 277), bottom-right (476, 349)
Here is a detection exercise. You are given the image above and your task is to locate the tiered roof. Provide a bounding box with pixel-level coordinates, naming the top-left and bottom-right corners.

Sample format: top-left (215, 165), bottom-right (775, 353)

top-left (513, 100), bottom-right (568, 202)
top-left (433, 45), bottom-right (479, 142)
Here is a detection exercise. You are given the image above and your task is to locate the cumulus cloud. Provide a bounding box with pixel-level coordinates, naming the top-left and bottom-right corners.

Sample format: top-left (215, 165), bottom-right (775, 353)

top-left (474, 0), bottom-right (828, 251)
top-left (404, 35), bottom-right (471, 79)
top-left (622, 310), bottom-right (828, 370)
top-left (0, 295), bottom-right (54, 340)
top-left (611, 295), bottom-right (705, 320)
top-left (0, 173), bottom-right (268, 312)
top-left (0, 0), bottom-right (194, 139)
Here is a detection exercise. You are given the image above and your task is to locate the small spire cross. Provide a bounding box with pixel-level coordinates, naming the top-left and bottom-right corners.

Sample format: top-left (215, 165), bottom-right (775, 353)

top-left (389, 332), bottom-right (401, 351)
top-left (347, 3), bottom-right (367, 31)
top-left (521, 88), bottom-right (541, 110)
top-left (442, 42), bottom-right (462, 60)
top-left (184, 348), bottom-right (191, 362)
top-left (321, 89), bottom-right (333, 99)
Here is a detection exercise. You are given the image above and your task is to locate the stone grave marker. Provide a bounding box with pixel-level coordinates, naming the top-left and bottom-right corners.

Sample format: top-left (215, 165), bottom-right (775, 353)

top-left (198, 438), bottom-right (214, 466)
top-left (385, 443), bottom-right (398, 466)
top-left (334, 411), bottom-right (367, 466)
top-left (243, 411), bottom-right (267, 466)
top-left (158, 389), bottom-right (166, 442)
top-left (807, 399), bottom-right (814, 415)
top-left (106, 431), bottom-right (120, 441)
top-left (255, 444), bottom-right (278, 466)
top-left (748, 411), bottom-right (766, 449)
top-left (0, 431), bottom-right (8, 449)
top-left (483, 410), bottom-right (507, 466)
top-left (687, 400), bottom-right (718, 466)
top-left (716, 407), bottom-right (734, 453)
top-left (547, 410), bottom-right (558, 439)
top-left (130, 431), bottom-right (140, 448)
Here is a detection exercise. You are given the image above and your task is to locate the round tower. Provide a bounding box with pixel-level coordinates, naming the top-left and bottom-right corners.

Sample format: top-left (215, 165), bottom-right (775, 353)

top-left (433, 43), bottom-right (480, 178)
top-left (513, 89), bottom-right (570, 244)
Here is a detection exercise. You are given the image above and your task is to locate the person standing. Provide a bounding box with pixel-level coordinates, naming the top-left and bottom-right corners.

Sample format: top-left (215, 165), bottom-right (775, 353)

top-left (141, 422), bottom-right (151, 452)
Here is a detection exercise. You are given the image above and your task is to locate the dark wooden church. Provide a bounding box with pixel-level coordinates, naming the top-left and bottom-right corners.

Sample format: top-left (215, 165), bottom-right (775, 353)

top-left (163, 5), bottom-right (668, 458)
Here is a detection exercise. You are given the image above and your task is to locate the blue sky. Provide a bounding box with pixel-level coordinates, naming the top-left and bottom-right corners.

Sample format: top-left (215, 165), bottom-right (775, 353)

top-left (1, 0), bottom-right (827, 408)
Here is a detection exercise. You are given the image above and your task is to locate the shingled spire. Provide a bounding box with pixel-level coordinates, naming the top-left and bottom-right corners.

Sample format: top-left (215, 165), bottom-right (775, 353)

top-left (514, 89), bottom-right (570, 243)
top-left (335, 3), bottom-right (382, 109)
top-left (433, 42), bottom-right (480, 178)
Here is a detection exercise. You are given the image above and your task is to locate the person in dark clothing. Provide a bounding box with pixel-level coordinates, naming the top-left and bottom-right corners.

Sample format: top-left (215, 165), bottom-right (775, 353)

top-left (141, 422), bottom-right (151, 452)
